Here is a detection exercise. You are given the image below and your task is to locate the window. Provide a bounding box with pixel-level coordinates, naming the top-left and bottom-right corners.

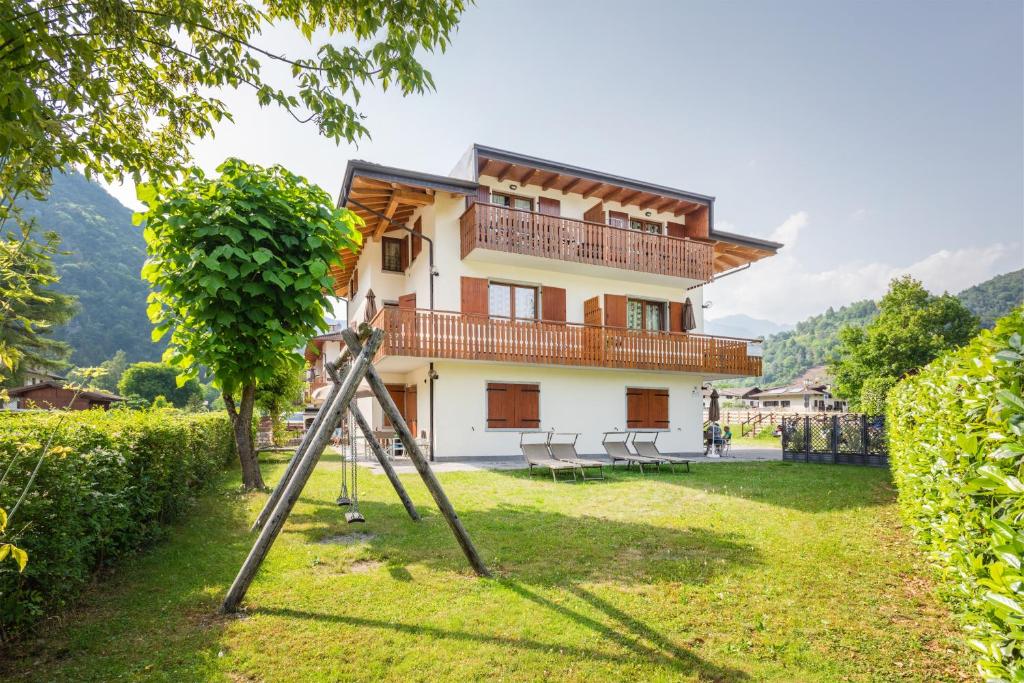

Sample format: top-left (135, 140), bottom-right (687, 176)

top-left (626, 298), bottom-right (666, 331)
top-left (382, 237), bottom-right (406, 273)
top-left (626, 388), bottom-right (669, 429)
top-left (488, 282), bottom-right (537, 320)
top-left (629, 218), bottom-right (663, 235)
top-left (487, 382), bottom-right (540, 429)
top-left (491, 192), bottom-right (533, 212)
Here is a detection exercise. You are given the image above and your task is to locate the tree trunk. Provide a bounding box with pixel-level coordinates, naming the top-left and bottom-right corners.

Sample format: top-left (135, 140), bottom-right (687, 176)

top-left (227, 383), bottom-right (265, 490)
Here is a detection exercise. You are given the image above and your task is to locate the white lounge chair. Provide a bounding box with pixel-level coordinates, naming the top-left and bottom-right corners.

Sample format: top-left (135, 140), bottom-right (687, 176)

top-left (520, 433), bottom-right (580, 482)
top-left (631, 432), bottom-right (692, 472)
top-left (547, 432), bottom-right (605, 480)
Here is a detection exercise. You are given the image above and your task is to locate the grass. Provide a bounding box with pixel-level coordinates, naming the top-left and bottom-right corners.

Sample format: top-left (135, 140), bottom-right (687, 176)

top-left (2, 452), bottom-right (968, 682)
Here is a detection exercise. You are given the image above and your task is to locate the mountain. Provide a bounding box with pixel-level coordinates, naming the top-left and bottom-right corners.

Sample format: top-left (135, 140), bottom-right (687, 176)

top-left (704, 314), bottom-right (792, 339)
top-left (956, 269), bottom-right (1023, 328)
top-left (21, 171), bottom-right (163, 366)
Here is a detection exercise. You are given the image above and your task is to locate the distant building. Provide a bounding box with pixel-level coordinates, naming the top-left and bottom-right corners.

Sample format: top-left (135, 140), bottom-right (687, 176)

top-left (746, 383), bottom-right (846, 412)
top-left (20, 367), bottom-right (67, 386)
top-left (3, 380), bottom-right (123, 411)
top-left (715, 386), bottom-right (760, 408)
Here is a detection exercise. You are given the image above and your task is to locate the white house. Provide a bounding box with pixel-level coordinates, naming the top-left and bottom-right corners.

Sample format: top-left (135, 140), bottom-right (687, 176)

top-left (746, 383), bottom-right (847, 412)
top-left (308, 145), bottom-right (782, 457)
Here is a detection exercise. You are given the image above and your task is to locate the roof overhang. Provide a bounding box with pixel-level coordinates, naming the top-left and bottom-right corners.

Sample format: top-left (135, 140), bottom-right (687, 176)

top-left (332, 161), bottom-right (478, 296)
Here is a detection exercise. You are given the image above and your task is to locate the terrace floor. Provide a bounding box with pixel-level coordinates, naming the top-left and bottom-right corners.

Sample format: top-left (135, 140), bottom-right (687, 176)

top-left (3, 451), bottom-right (968, 682)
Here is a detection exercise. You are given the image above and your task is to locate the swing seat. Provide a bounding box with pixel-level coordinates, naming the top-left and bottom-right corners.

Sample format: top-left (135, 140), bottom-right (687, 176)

top-left (345, 510), bottom-right (366, 524)
top-left (336, 495), bottom-right (352, 507)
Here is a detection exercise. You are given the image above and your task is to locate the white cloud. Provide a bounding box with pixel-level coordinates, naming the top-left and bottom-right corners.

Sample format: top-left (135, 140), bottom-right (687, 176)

top-left (707, 211), bottom-right (1023, 323)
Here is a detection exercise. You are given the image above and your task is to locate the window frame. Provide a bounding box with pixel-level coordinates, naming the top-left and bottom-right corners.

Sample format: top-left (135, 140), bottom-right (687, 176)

top-left (490, 191), bottom-right (535, 212)
top-left (626, 297), bottom-right (667, 332)
top-left (381, 236), bottom-right (406, 273)
top-left (629, 217), bottom-right (664, 235)
top-left (488, 281), bottom-right (539, 321)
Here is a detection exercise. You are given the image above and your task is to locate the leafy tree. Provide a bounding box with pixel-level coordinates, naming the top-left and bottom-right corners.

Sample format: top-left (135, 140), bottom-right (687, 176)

top-left (118, 361), bottom-right (202, 407)
top-left (0, 224), bottom-right (77, 386)
top-left (254, 364), bottom-right (305, 446)
top-left (67, 350), bottom-right (130, 392)
top-left (858, 375), bottom-right (897, 415)
top-left (829, 276), bottom-right (979, 407)
top-left (1, 0), bottom-right (467, 205)
top-left (138, 158), bottom-right (360, 489)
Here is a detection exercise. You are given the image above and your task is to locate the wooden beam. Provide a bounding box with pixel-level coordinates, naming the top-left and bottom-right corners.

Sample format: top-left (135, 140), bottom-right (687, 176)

top-left (541, 172), bottom-right (561, 190)
top-left (617, 190), bottom-right (642, 207)
top-left (639, 196), bottom-right (669, 212)
top-left (341, 329), bottom-right (491, 578)
top-left (560, 177), bottom-right (585, 195)
top-left (520, 168), bottom-right (542, 186)
top-left (583, 182), bottom-right (607, 199)
top-left (495, 163), bottom-right (515, 182)
top-left (372, 194), bottom-right (401, 238)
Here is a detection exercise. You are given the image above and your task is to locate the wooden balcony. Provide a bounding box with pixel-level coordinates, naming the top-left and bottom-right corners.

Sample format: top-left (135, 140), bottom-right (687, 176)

top-left (460, 202), bottom-right (715, 281)
top-left (371, 308), bottom-right (762, 377)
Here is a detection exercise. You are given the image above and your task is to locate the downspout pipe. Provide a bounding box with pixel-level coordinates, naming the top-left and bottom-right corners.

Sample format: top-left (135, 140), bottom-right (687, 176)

top-left (346, 198), bottom-right (439, 460)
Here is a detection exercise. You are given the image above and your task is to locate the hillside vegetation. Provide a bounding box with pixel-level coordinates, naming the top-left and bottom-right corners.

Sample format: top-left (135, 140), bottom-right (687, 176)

top-left (956, 268), bottom-right (1023, 328)
top-left (20, 171), bottom-right (163, 365)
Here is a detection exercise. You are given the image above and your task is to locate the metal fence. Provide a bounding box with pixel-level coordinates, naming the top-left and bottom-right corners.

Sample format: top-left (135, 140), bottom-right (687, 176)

top-left (781, 414), bottom-right (888, 467)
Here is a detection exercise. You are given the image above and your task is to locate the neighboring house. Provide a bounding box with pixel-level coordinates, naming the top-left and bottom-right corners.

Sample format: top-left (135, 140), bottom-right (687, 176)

top-left (312, 144), bottom-right (782, 457)
top-left (746, 383), bottom-right (847, 412)
top-left (3, 380), bottom-right (122, 411)
top-left (20, 367), bottom-right (67, 386)
top-left (714, 386), bottom-right (761, 408)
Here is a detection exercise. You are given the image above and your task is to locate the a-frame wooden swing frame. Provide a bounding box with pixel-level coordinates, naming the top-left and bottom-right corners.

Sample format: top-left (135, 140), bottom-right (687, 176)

top-left (221, 327), bottom-right (490, 614)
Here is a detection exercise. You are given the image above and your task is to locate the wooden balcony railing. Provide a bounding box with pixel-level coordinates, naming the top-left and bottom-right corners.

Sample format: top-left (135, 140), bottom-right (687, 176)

top-left (460, 202), bottom-right (714, 281)
top-left (371, 307), bottom-right (762, 376)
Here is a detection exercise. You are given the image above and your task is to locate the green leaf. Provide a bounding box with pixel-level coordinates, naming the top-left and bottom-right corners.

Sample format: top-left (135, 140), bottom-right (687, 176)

top-left (252, 248), bottom-right (273, 265)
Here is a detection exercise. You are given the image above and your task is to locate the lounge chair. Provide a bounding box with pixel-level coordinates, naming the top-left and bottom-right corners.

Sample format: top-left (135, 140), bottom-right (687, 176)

top-left (520, 433), bottom-right (580, 482)
top-left (601, 431), bottom-right (664, 473)
top-left (547, 432), bottom-right (606, 480)
top-left (631, 432), bottom-right (692, 472)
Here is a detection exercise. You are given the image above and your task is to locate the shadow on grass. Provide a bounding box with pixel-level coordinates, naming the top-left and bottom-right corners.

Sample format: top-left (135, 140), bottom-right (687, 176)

top-left (490, 459), bottom-right (896, 513)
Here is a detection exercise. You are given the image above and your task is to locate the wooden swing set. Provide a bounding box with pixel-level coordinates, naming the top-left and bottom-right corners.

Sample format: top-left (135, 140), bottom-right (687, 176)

top-left (220, 327), bottom-right (490, 614)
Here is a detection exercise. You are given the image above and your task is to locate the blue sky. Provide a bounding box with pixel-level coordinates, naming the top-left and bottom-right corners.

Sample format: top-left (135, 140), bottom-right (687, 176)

top-left (104, 0), bottom-right (1024, 323)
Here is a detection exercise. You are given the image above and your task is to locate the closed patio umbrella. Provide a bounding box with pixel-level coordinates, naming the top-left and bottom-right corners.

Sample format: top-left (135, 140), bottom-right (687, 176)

top-left (682, 297), bottom-right (697, 331)
top-left (364, 289), bottom-right (377, 322)
top-left (708, 388), bottom-right (721, 423)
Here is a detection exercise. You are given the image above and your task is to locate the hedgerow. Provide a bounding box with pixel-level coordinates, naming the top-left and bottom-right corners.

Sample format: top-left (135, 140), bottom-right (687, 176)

top-left (0, 408), bottom-right (233, 637)
top-left (888, 306), bottom-right (1024, 679)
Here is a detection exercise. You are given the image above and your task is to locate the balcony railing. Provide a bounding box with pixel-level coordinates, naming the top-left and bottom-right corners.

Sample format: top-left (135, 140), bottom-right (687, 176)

top-left (371, 307), bottom-right (762, 376)
top-left (460, 202), bottom-right (714, 281)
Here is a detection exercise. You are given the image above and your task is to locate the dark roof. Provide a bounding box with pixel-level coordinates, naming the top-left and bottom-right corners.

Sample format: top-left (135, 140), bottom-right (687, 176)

top-left (748, 384), bottom-right (828, 399)
top-left (337, 159), bottom-right (479, 206)
top-left (7, 380), bottom-right (123, 402)
top-left (472, 144), bottom-right (716, 205)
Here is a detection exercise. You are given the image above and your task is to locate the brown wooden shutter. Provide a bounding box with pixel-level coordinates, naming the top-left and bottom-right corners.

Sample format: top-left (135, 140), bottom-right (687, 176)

top-left (583, 296), bottom-right (602, 325)
top-left (398, 292), bottom-right (417, 310)
top-left (412, 217), bottom-right (423, 261)
top-left (515, 384), bottom-right (540, 428)
top-left (486, 383), bottom-right (511, 428)
top-left (607, 210), bottom-right (629, 228)
top-left (538, 197), bottom-right (561, 217)
top-left (604, 294), bottom-right (627, 328)
top-left (399, 237), bottom-right (409, 271)
top-left (669, 302), bottom-right (684, 332)
top-left (542, 286), bottom-right (566, 322)
top-left (406, 385), bottom-right (418, 435)
top-left (461, 277), bottom-right (489, 315)
top-left (666, 221), bottom-right (686, 238)
top-left (651, 389), bottom-right (669, 429)
top-left (477, 185), bottom-right (491, 204)
top-left (383, 384), bottom-right (406, 428)
top-left (583, 201), bottom-right (606, 224)
top-left (626, 388), bottom-right (646, 429)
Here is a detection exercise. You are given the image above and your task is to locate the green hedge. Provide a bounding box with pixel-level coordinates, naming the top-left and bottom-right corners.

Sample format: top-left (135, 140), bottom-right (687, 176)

top-left (0, 408), bottom-right (234, 636)
top-left (888, 307), bottom-right (1024, 679)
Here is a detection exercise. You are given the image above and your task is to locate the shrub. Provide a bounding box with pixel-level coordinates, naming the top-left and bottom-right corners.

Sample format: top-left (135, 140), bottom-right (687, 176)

top-left (888, 306), bottom-right (1024, 679)
top-left (118, 361), bottom-right (203, 408)
top-left (0, 408), bottom-right (233, 636)
top-left (859, 375), bottom-right (897, 416)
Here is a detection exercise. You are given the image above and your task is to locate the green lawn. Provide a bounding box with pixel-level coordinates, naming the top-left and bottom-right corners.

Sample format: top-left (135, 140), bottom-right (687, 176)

top-left (2, 453), bottom-right (968, 682)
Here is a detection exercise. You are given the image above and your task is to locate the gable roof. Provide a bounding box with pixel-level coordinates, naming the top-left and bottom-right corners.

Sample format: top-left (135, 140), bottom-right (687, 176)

top-left (7, 380), bottom-right (123, 402)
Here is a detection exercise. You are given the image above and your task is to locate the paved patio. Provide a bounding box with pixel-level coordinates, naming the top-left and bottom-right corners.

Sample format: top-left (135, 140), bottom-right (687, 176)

top-left (364, 447), bottom-right (781, 474)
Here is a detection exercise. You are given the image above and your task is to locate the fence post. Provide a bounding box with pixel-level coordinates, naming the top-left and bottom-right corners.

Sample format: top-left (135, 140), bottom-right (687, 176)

top-left (831, 415), bottom-right (839, 464)
top-left (803, 415), bottom-right (810, 462)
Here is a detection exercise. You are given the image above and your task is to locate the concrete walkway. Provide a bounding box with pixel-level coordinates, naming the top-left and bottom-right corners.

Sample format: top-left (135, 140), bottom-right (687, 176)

top-left (364, 447), bottom-right (781, 474)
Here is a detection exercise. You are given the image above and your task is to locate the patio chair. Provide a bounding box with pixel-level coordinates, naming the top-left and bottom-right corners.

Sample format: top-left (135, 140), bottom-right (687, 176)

top-left (703, 423), bottom-right (728, 458)
top-left (519, 432), bottom-right (580, 482)
top-left (547, 432), bottom-right (606, 480)
top-left (601, 431), bottom-right (661, 474)
top-left (631, 431), bottom-right (692, 472)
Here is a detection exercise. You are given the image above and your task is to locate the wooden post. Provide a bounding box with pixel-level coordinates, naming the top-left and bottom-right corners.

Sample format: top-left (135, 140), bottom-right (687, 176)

top-left (220, 330), bottom-right (384, 614)
top-left (251, 378), bottom-right (343, 532)
top-left (341, 329), bottom-right (491, 578)
top-left (325, 363), bottom-right (420, 522)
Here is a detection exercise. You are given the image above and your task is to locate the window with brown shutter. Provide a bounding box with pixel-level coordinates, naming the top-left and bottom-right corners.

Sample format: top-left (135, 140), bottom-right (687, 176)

top-left (487, 382), bottom-right (540, 429)
top-left (461, 277), bottom-right (489, 315)
top-left (382, 237), bottom-right (405, 273)
top-left (604, 294), bottom-right (627, 328)
top-left (538, 196), bottom-right (561, 217)
top-left (541, 286), bottom-right (566, 322)
top-left (669, 302), bottom-right (684, 332)
top-left (626, 387), bottom-right (669, 429)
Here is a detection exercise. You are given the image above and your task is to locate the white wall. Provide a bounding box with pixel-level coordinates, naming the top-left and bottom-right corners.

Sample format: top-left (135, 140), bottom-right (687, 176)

top-left (431, 361), bottom-right (705, 457)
